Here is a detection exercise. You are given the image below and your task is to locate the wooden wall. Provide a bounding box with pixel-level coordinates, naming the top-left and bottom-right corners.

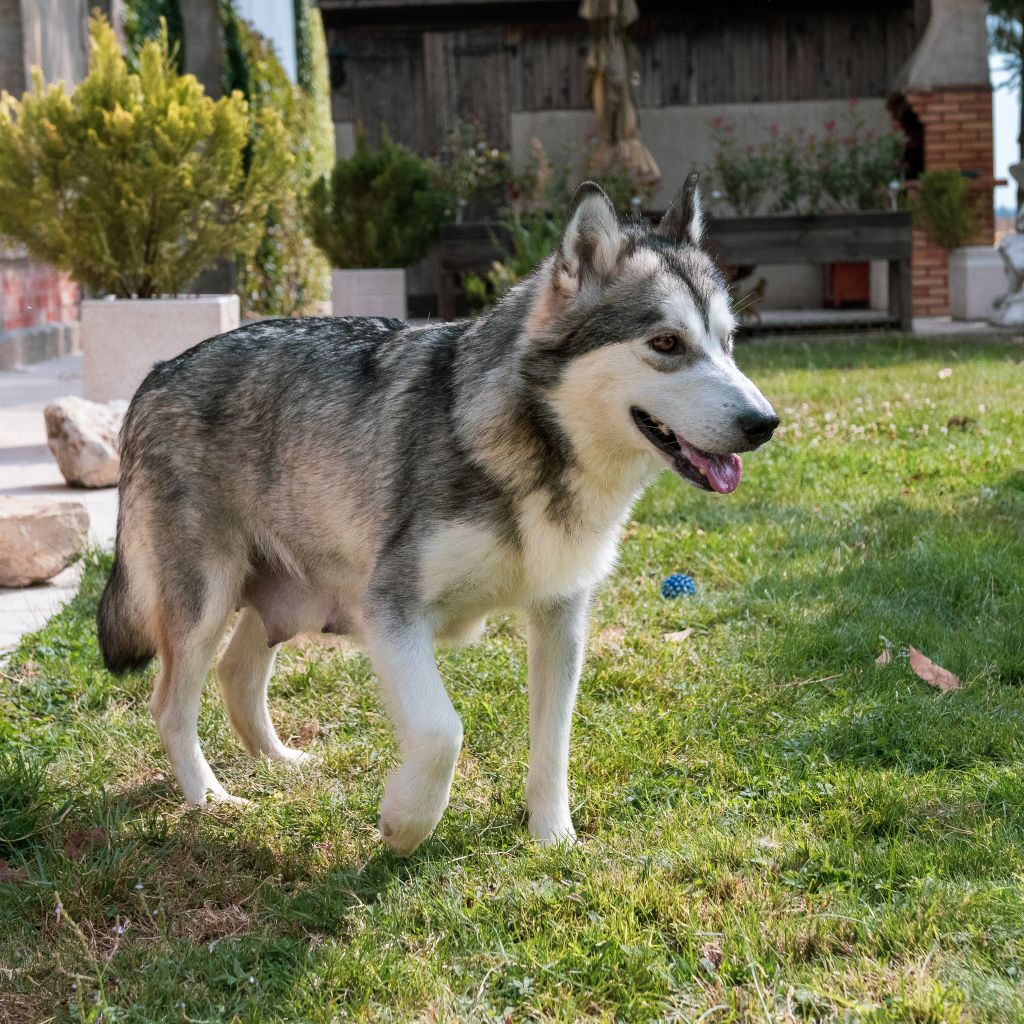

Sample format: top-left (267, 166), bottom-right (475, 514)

top-left (324, 2), bottom-right (925, 154)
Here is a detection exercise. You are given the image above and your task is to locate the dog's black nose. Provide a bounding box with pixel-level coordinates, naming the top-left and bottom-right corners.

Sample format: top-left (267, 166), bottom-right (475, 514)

top-left (739, 409), bottom-right (779, 446)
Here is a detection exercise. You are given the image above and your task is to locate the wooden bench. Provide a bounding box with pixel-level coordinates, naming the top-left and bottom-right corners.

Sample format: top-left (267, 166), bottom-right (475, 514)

top-left (438, 211), bottom-right (914, 329)
top-left (703, 212), bottom-right (913, 331)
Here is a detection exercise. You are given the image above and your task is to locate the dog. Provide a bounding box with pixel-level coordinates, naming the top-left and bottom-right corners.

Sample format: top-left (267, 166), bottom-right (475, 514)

top-left (98, 176), bottom-right (778, 856)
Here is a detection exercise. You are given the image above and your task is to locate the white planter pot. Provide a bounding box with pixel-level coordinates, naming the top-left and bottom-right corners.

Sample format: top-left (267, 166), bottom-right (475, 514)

top-left (949, 246), bottom-right (1004, 321)
top-left (332, 268), bottom-right (406, 320)
top-left (82, 294), bottom-right (240, 403)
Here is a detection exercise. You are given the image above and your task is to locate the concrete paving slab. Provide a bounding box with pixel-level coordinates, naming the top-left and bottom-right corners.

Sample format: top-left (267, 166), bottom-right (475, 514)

top-left (0, 353), bottom-right (119, 654)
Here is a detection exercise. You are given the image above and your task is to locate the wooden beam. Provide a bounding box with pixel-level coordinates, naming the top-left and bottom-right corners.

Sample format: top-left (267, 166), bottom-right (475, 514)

top-left (705, 213), bottom-right (913, 265)
top-left (318, 0), bottom-right (566, 8)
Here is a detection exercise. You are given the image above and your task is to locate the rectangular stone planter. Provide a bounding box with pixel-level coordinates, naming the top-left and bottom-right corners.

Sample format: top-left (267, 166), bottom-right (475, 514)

top-left (949, 246), bottom-right (1004, 321)
top-left (82, 295), bottom-right (240, 403)
top-left (332, 268), bottom-right (406, 320)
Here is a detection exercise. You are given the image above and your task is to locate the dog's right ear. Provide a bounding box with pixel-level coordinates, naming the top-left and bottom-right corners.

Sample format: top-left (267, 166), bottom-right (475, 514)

top-left (553, 182), bottom-right (623, 299)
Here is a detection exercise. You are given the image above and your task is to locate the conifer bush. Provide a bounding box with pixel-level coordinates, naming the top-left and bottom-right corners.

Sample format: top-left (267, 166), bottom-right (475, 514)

top-left (307, 135), bottom-right (445, 269)
top-left (0, 15), bottom-right (286, 298)
top-left (913, 170), bottom-right (978, 250)
top-left (226, 2), bottom-right (333, 316)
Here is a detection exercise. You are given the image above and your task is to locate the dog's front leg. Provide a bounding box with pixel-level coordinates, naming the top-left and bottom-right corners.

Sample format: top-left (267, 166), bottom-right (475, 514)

top-left (525, 591), bottom-right (589, 844)
top-left (364, 612), bottom-right (463, 857)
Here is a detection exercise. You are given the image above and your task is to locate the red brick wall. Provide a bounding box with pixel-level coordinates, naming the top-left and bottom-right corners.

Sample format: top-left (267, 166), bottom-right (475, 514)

top-left (911, 227), bottom-right (949, 318)
top-left (0, 247), bottom-right (79, 332)
top-left (903, 88), bottom-right (995, 318)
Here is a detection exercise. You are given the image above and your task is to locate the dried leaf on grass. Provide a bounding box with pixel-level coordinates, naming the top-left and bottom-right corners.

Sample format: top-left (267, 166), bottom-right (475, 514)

top-left (875, 649), bottom-right (891, 666)
top-left (0, 859), bottom-right (27, 883)
top-left (64, 826), bottom-right (108, 860)
top-left (595, 625), bottom-right (627, 652)
top-left (292, 720), bottom-right (320, 747)
top-left (176, 902), bottom-right (254, 942)
top-left (908, 646), bottom-right (960, 692)
top-left (663, 628), bottom-right (693, 643)
top-left (700, 941), bottom-right (724, 969)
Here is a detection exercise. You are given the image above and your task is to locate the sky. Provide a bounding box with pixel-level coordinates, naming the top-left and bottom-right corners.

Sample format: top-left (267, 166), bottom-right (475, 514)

top-left (992, 51), bottom-right (1019, 213)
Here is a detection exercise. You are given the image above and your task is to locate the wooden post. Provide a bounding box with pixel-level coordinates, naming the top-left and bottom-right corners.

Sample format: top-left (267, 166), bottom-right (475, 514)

top-left (889, 256), bottom-right (913, 332)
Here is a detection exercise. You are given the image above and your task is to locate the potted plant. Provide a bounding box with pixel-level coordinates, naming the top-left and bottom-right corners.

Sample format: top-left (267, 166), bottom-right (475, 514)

top-left (914, 170), bottom-right (1004, 321)
top-left (0, 16), bottom-right (285, 402)
top-left (307, 135), bottom-right (444, 319)
top-left (703, 112), bottom-right (913, 326)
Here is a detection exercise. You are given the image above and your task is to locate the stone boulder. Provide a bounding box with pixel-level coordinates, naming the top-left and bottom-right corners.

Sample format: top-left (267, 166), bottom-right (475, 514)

top-left (0, 497), bottom-right (90, 587)
top-left (44, 396), bottom-right (128, 488)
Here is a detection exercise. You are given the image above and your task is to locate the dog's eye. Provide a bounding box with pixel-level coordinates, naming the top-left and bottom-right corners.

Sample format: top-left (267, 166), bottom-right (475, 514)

top-left (648, 334), bottom-right (682, 354)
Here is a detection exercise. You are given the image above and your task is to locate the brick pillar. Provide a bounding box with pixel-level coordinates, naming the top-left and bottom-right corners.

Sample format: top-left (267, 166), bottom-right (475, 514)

top-left (902, 87), bottom-right (995, 317)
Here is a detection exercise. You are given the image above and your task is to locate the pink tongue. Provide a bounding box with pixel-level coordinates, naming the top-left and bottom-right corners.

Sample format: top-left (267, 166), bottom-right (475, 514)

top-left (676, 438), bottom-right (743, 494)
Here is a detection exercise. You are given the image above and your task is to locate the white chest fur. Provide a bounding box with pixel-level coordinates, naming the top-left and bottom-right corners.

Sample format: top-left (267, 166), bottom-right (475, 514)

top-left (418, 487), bottom-right (629, 620)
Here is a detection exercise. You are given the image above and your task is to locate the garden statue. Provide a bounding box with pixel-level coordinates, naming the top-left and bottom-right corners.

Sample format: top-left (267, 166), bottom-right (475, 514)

top-left (991, 163), bottom-right (1024, 327)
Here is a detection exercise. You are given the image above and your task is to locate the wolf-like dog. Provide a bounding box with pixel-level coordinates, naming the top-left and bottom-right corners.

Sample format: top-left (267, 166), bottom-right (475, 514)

top-left (98, 177), bottom-right (777, 856)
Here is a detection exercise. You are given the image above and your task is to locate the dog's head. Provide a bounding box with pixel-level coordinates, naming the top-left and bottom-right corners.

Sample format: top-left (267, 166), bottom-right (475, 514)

top-left (525, 177), bottom-right (777, 494)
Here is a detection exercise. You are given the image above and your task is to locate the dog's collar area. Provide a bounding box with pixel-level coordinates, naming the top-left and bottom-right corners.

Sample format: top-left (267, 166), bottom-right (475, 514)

top-left (630, 408), bottom-right (742, 494)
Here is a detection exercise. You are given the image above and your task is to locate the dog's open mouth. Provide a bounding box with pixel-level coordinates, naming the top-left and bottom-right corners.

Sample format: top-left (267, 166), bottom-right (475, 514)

top-left (631, 408), bottom-right (742, 494)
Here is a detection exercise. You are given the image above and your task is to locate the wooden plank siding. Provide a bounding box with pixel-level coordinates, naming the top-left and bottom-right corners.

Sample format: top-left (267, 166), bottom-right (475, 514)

top-left (324, 3), bottom-right (922, 154)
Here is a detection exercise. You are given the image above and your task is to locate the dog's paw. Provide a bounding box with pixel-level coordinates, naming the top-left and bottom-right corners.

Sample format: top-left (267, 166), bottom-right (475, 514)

top-left (197, 789), bottom-right (249, 809)
top-left (266, 746), bottom-right (311, 767)
top-left (377, 786), bottom-right (445, 858)
top-left (529, 809), bottom-right (577, 846)
top-left (377, 808), bottom-right (441, 858)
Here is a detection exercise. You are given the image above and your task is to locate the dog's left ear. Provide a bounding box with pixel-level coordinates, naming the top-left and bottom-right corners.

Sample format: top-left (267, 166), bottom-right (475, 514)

top-left (657, 172), bottom-right (703, 246)
top-left (557, 181), bottom-right (623, 293)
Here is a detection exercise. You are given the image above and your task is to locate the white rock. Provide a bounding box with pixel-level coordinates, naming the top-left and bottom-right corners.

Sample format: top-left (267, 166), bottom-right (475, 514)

top-left (0, 497), bottom-right (89, 587)
top-left (44, 395), bottom-right (128, 488)
top-left (991, 233), bottom-right (1024, 325)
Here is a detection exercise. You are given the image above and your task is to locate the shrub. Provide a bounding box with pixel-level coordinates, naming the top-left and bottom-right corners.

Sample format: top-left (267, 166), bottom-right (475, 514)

top-left (307, 134), bottom-right (445, 269)
top-left (708, 108), bottom-right (905, 216)
top-left (709, 127), bottom-right (778, 215)
top-left (913, 170), bottom-right (977, 249)
top-left (462, 211), bottom-right (563, 310)
top-left (0, 15), bottom-right (285, 298)
top-left (224, 1), bottom-right (333, 316)
top-left (440, 125), bottom-right (654, 221)
top-left (438, 120), bottom-right (512, 220)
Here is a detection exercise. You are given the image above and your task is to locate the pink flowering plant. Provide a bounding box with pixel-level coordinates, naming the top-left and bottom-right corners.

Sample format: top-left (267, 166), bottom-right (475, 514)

top-left (709, 105), bottom-right (905, 216)
top-left (709, 119), bottom-right (777, 215)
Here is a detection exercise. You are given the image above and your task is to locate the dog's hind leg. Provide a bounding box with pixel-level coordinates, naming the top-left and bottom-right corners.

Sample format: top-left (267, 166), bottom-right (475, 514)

top-left (148, 570), bottom-right (240, 806)
top-left (217, 607), bottom-right (308, 765)
top-left (364, 611), bottom-right (463, 857)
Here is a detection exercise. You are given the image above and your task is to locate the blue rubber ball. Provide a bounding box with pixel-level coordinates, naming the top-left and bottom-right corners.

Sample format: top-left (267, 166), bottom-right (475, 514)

top-left (661, 573), bottom-right (697, 599)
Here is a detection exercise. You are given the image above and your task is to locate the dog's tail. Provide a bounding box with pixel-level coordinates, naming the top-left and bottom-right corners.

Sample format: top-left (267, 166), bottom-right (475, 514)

top-left (97, 551), bottom-right (155, 675)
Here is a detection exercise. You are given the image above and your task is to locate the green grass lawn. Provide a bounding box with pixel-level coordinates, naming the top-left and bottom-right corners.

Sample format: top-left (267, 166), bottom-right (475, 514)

top-left (2, 334), bottom-right (1023, 1023)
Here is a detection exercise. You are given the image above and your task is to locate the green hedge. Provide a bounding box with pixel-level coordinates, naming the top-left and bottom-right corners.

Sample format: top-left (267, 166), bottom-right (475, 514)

top-left (123, 0), bottom-right (334, 315)
top-left (222, 0), bottom-right (334, 317)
